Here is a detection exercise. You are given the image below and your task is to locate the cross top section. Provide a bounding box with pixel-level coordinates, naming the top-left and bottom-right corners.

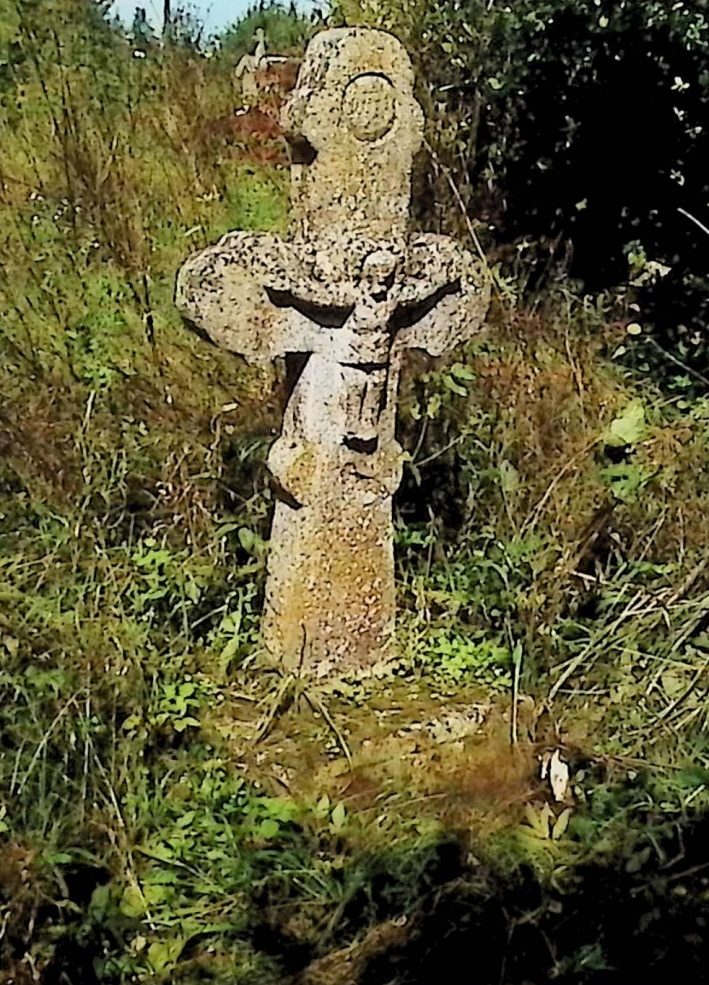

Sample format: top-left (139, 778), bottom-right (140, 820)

top-left (282, 28), bottom-right (424, 242)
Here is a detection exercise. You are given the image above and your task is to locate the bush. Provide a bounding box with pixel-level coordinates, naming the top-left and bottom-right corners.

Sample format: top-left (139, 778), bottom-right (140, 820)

top-left (334, 0), bottom-right (709, 381)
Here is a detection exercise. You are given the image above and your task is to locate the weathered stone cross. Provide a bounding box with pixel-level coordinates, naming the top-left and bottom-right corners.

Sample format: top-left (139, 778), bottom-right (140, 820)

top-left (176, 28), bottom-right (490, 676)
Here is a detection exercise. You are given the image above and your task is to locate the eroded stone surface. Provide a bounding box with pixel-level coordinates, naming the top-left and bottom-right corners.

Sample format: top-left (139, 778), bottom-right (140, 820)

top-left (176, 27), bottom-right (490, 675)
top-left (282, 28), bottom-right (424, 243)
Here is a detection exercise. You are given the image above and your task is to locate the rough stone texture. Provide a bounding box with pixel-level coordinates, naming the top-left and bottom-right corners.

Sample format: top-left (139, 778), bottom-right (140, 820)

top-left (176, 27), bottom-right (490, 675)
top-left (281, 28), bottom-right (424, 243)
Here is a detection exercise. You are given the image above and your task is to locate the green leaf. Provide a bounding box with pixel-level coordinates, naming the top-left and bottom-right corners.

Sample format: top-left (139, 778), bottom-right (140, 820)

top-left (238, 527), bottom-right (255, 554)
top-left (215, 522), bottom-right (241, 538)
top-left (426, 393), bottom-right (442, 418)
top-left (184, 578), bottom-right (201, 603)
top-left (173, 717), bottom-right (201, 732)
top-left (120, 885), bottom-right (147, 919)
top-left (499, 460), bottom-right (520, 494)
top-left (176, 810), bottom-right (197, 828)
top-left (450, 362), bottom-right (475, 380)
top-left (675, 766), bottom-right (709, 789)
top-left (89, 884), bottom-right (111, 921)
top-left (625, 846), bottom-right (652, 874)
top-left (523, 803), bottom-right (553, 839)
top-left (147, 937), bottom-right (185, 973)
top-left (144, 883), bottom-right (171, 907)
top-left (552, 807), bottom-right (573, 841)
top-left (604, 400), bottom-right (647, 447)
top-left (600, 464), bottom-right (652, 503)
top-left (443, 375), bottom-right (468, 397)
top-left (331, 802), bottom-right (347, 830)
top-left (257, 818), bottom-right (280, 840)
top-left (45, 851), bottom-right (73, 865)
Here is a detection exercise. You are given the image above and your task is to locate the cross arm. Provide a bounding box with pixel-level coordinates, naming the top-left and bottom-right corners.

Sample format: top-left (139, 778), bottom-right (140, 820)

top-left (176, 232), bottom-right (298, 363)
top-left (176, 232), bottom-right (366, 364)
top-left (394, 235), bottom-right (491, 356)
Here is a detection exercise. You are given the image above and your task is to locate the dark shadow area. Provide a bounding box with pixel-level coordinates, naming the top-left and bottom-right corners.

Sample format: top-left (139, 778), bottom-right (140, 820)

top-left (391, 281), bottom-right (462, 332)
top-left (416, 6), bottom-right (709, 381)
top-left (266, 287), bottom-right (354, 328)
top-left (242, 809), bottom-right (709, 985)
top-left (286, 134), bottom-right (318, 166)
top-left (361, 813), bottom-right (709, 985)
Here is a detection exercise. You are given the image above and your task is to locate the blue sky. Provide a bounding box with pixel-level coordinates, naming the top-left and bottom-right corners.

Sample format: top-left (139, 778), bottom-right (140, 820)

top-left (109, 1), bottom-right (314, 33)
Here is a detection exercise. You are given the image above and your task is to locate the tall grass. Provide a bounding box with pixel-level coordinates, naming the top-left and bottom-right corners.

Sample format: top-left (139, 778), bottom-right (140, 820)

top-left (0, 0), bottom-right (287, 386)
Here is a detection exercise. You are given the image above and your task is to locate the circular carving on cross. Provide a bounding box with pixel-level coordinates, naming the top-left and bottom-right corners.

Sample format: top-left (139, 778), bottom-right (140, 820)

top-left (342, 73), bottom-right (396, 142)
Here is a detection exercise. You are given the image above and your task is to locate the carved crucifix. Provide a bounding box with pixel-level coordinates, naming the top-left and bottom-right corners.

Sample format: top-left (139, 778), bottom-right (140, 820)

top-left (176, 28), bottom-right (490, 675)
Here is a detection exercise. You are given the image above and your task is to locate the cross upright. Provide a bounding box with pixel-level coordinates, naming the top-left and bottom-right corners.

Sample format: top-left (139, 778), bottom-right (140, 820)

top-left (176, 28), bottom-right (490, 676)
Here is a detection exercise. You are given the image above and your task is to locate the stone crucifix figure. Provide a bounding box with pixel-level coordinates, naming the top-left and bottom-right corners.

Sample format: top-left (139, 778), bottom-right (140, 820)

top-left (176, 28), bottom-right (490, 676)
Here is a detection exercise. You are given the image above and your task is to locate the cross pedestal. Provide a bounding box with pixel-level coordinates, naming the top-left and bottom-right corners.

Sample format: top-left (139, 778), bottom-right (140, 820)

top-left (177, 28), bottom-right (490, 675)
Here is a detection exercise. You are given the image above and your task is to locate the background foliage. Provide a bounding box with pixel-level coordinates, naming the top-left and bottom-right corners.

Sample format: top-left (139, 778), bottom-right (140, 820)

top-left (218, 0), bottom-right (317, 60)
top-left (335, 0), bottom-right (709, 384)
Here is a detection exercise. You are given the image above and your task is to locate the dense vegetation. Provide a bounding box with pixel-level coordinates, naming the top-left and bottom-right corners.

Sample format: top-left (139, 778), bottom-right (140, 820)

top-left (2, 1), bottom-right (709, 983)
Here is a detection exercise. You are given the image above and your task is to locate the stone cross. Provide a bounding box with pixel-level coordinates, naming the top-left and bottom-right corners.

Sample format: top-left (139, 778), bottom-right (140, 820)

top-left (176, 28), bottom-right (490, 676)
